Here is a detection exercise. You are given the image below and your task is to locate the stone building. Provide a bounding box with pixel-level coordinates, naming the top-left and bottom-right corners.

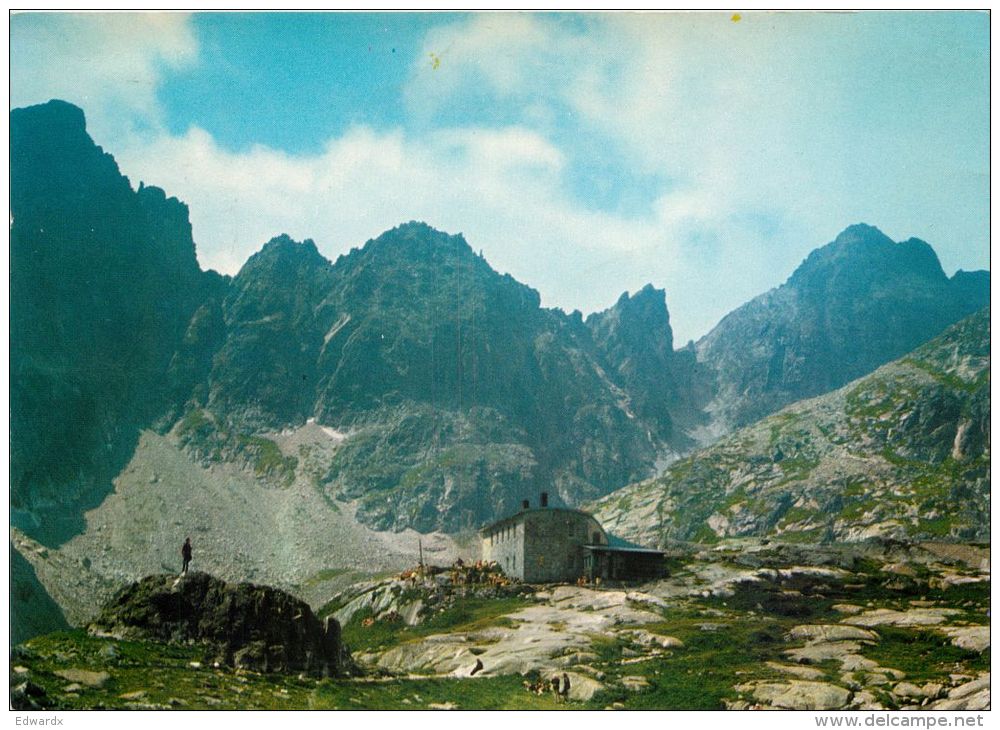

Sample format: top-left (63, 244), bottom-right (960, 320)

top-left (479, 493), bottom-right (665, 583)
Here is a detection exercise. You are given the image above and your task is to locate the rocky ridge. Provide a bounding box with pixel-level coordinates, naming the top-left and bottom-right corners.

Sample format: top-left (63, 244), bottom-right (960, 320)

top-left (593, 308), bottom-right (990, 546)
top-left (188, 223), bottom-right (679, 531)
top-left (10, 100), bottom-right (222, 543)
top-left (10, 100), bottom-right (990, 545)
top-left (696, 223), bottom-right (989, 433)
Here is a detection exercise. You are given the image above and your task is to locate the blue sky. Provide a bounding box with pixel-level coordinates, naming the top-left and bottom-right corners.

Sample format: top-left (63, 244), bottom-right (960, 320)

top-left (10, 11), bottom-right (990, 342)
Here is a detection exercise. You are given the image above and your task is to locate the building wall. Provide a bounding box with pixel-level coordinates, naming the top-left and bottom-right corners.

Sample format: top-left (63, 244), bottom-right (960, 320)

top-left (481, 518), bottom-right (525, 581)
top-left (521, 510), bottom-right (607, 583)
top-left (481, 507), bottom-right (609, 584)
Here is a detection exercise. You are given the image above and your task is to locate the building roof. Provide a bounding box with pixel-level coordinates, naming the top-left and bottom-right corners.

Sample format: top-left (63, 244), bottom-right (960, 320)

top-left (478, 506), bottom-right (600, 535)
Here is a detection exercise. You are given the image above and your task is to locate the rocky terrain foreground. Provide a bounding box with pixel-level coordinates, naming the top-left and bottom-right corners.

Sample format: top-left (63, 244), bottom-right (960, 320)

top-left (11, 540), bottom-right (989, 710)
top-left (91, 573), bottom-right (350, 676)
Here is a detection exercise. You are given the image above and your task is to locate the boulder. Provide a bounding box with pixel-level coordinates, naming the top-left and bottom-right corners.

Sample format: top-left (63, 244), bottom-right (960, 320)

top-left (831, 604), bottom-right (864, 615)
top-left (785, 640), bottom-right (863, 664)
top-left (788, 624), bottom-right (878, 642)
top-left (850, 690), bottom-right (885, 710)
top-left (737, 680), bottom-right (852, 710)
top-left (892, 681), bottom-right (944, 700)
top-left (843, 607), bottom-right (960, 627)
top-left (619, 628), bottom-right (684, 649)
top-left (928, 674), bottom-right (990, 710)
top-left (941, 626), bottom-right (990, 653)
top-left (90, 572), bottom-right (349, 675)
top-left (620, 675), bottom-right (651, 691)
top-left (765, 661), bottom-right (824, 680)
top-left (53, 669), bottom-right (110, 688)
top-left (558, 671), bottom-right (604, 702)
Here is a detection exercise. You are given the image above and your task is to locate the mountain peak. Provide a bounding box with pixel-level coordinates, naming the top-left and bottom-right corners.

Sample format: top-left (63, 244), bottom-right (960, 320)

top-left (11, 99), bottom-right (131, 209)
top-left (260, 234), bottom-right (321, 256)
top-left (330, 221), bottom-right (495, 294)
top-left (11, 99), bottom-right (87, 138)
top-left (389, 220), bottom-right (456, 238)
top-left (587, 282), bottom-right (678, 436)
top-left (599, 284), bottom-right (671, 332)
top-left (235, 235), bottom-right (329, 285)
top-left (616, 283), bottom-right (666, 307)
top-left (697, 225), bottom-right (986, 431)
top-left (833, 222), bottom-right (893, 245)
top-left (794, 224), bottom-right (947, 290)
top-left (362, 221), bottom-right (474, 262)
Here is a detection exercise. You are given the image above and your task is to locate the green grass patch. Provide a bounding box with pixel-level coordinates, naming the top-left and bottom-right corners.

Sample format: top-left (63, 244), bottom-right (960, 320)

top-left (587, 611), bottom-right (793, 710)
top-left (177, 408), bottom-right (213, 439)
top-left (238, 435), bottom-right (298, 484)
top-left (900, 357), bottom-right (981, 394)
top-left (300, 568), bottom-right (354, 588)
top-left (862, 627), bottom-right (989, 686)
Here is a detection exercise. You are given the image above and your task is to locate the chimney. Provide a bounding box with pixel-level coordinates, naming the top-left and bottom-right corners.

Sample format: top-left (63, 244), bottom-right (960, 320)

top-left (522, 499), bottom-right (530, 510)
top-left (540, 492), bottom-right (548, 508)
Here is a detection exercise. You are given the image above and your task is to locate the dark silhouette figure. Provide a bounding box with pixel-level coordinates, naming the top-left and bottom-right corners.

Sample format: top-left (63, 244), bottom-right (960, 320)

top-left (560, 673), bottom-right (571, 702)
top-left (181, 537), bottom-right (192, 574)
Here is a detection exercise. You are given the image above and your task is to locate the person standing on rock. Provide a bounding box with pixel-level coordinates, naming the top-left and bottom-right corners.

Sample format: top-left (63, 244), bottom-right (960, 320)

top-left (181, 537), bottom-right (192, 575)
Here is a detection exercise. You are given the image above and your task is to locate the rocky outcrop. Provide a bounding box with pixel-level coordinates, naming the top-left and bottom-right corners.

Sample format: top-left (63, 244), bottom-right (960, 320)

top-left (91, 573), bottom-right (349, 675)
top-left (735, 680), bottom-right (853, 711)
top-left (942, 626), bottom-right (990, 653)
top-left (928, 674), bottom-right (990, 710)
top-left (355, 584), bottom-right (672, 680)
top-left (587, 285), bottom-right (682, 441)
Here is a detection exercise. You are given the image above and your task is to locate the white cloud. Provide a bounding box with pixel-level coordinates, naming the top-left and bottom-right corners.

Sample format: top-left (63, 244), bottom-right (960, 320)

top-left (395, 12), bottom-right (989, 337)
top-left (10, 12), bottom-right (988, 342)
top-left (113, 107), bottom-right (819, 341)
top-left (406, 14), bottom-right (559, 112)
top-left (396, 14), bottom-right (831, 328)
top-left (113, 121), bottom-right (675, 301)
top-left (10, 12), bottom-right (197, 140)
top-left (0, 12), bottom-right (866, 340)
